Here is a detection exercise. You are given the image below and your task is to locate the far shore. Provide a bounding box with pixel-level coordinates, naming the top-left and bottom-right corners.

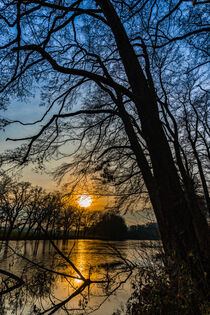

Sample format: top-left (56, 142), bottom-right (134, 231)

top-left (0, 223), bottom-right (160, 241)
top-left (0, 232), bottom-right (160, 242)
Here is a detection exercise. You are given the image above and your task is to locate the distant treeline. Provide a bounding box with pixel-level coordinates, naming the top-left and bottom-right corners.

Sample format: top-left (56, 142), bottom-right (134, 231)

top-left (0, 175), bottom-right (159, 241)
top-left (0, 220), bottom-right (160, 241)
top-left (84, 218), bottom-right (160, 240)
top-left (127, 223), bottom-right (160, 240)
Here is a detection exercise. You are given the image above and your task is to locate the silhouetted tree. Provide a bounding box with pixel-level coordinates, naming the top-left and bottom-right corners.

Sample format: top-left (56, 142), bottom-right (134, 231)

top-left (0, 0), bottom-right (209, 294)
top-left (0, 175), bottom-right (38, 239)
top-left (92, 212), bottom-right (127, 240)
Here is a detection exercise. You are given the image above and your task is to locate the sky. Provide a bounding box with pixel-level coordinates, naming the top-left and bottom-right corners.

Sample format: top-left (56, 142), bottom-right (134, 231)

top-left (0, 91), bottom-right (153, 226)
top-left (0, 98), bottom-right (153, 226)
top-left (0, 94), bottom-right (59, 188)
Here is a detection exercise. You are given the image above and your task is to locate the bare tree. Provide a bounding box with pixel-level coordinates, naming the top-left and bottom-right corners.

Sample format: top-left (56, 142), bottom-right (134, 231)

top-left (0, 0), bottom-right (209, 294)
top-left (0, 176), bottom-right (33, 239)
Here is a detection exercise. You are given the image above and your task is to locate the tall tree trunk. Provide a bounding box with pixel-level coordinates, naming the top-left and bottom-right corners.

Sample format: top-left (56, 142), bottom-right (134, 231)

top-left (97, 0), bottom-right (210, 291)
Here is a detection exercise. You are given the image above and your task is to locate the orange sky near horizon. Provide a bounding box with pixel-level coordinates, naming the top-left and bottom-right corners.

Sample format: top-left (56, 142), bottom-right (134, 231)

top-left (62, 190), bottom-right (114, 212)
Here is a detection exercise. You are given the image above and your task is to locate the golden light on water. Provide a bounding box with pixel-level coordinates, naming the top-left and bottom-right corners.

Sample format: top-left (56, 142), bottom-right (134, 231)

top-left (78, 195), bottom-right (92, 208)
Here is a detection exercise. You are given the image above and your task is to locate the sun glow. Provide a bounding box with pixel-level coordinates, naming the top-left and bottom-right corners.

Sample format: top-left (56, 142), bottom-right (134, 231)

top-left (78, 195), bottom-right (92, 208)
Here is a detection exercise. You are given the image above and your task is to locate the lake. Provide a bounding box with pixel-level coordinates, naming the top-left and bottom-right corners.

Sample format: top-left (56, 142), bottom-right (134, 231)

top-left (0, 239), bottom-right (160, 314)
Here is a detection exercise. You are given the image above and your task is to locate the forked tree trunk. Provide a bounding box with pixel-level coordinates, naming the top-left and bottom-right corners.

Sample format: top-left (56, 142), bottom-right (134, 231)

top-left (97, 0), bottom-right (210, 292)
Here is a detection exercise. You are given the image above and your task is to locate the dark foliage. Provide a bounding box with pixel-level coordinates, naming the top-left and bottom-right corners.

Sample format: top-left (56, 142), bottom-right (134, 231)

top-left (128, 223), bottom-right (160, 240)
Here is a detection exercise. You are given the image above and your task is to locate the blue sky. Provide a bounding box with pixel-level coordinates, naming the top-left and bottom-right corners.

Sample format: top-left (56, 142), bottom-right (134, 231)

top-left (0, 94), bottom-right (60, 190)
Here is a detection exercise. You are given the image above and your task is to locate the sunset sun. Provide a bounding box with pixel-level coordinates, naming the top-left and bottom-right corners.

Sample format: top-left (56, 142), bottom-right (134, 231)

top-left (78, 195), bottom-right (92, 208)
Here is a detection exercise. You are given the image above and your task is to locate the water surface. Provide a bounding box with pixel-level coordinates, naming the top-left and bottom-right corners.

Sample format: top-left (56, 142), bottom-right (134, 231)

top-left (0, 239), bottom-right (159, 314)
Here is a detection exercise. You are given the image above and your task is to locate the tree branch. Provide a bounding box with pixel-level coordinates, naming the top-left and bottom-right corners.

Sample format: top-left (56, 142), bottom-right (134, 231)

top-left (12, 45), bottom-right (133, 99)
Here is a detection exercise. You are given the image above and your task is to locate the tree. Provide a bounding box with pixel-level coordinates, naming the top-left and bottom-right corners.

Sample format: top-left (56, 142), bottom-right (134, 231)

top-left (0, 175), bottom-right (64, 239)
top-left (92, 211), bottom-right (128, 240)
top-left (0, 176), bottom-right (35, 238)
top-left (57, 205), bottom-right (77, 238)
top-left (0, 0), bottom-right (209, 295)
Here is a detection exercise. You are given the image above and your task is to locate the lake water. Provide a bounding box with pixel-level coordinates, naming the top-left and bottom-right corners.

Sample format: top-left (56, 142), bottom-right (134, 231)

top-left (0, 239), bottom-right (160, 315)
